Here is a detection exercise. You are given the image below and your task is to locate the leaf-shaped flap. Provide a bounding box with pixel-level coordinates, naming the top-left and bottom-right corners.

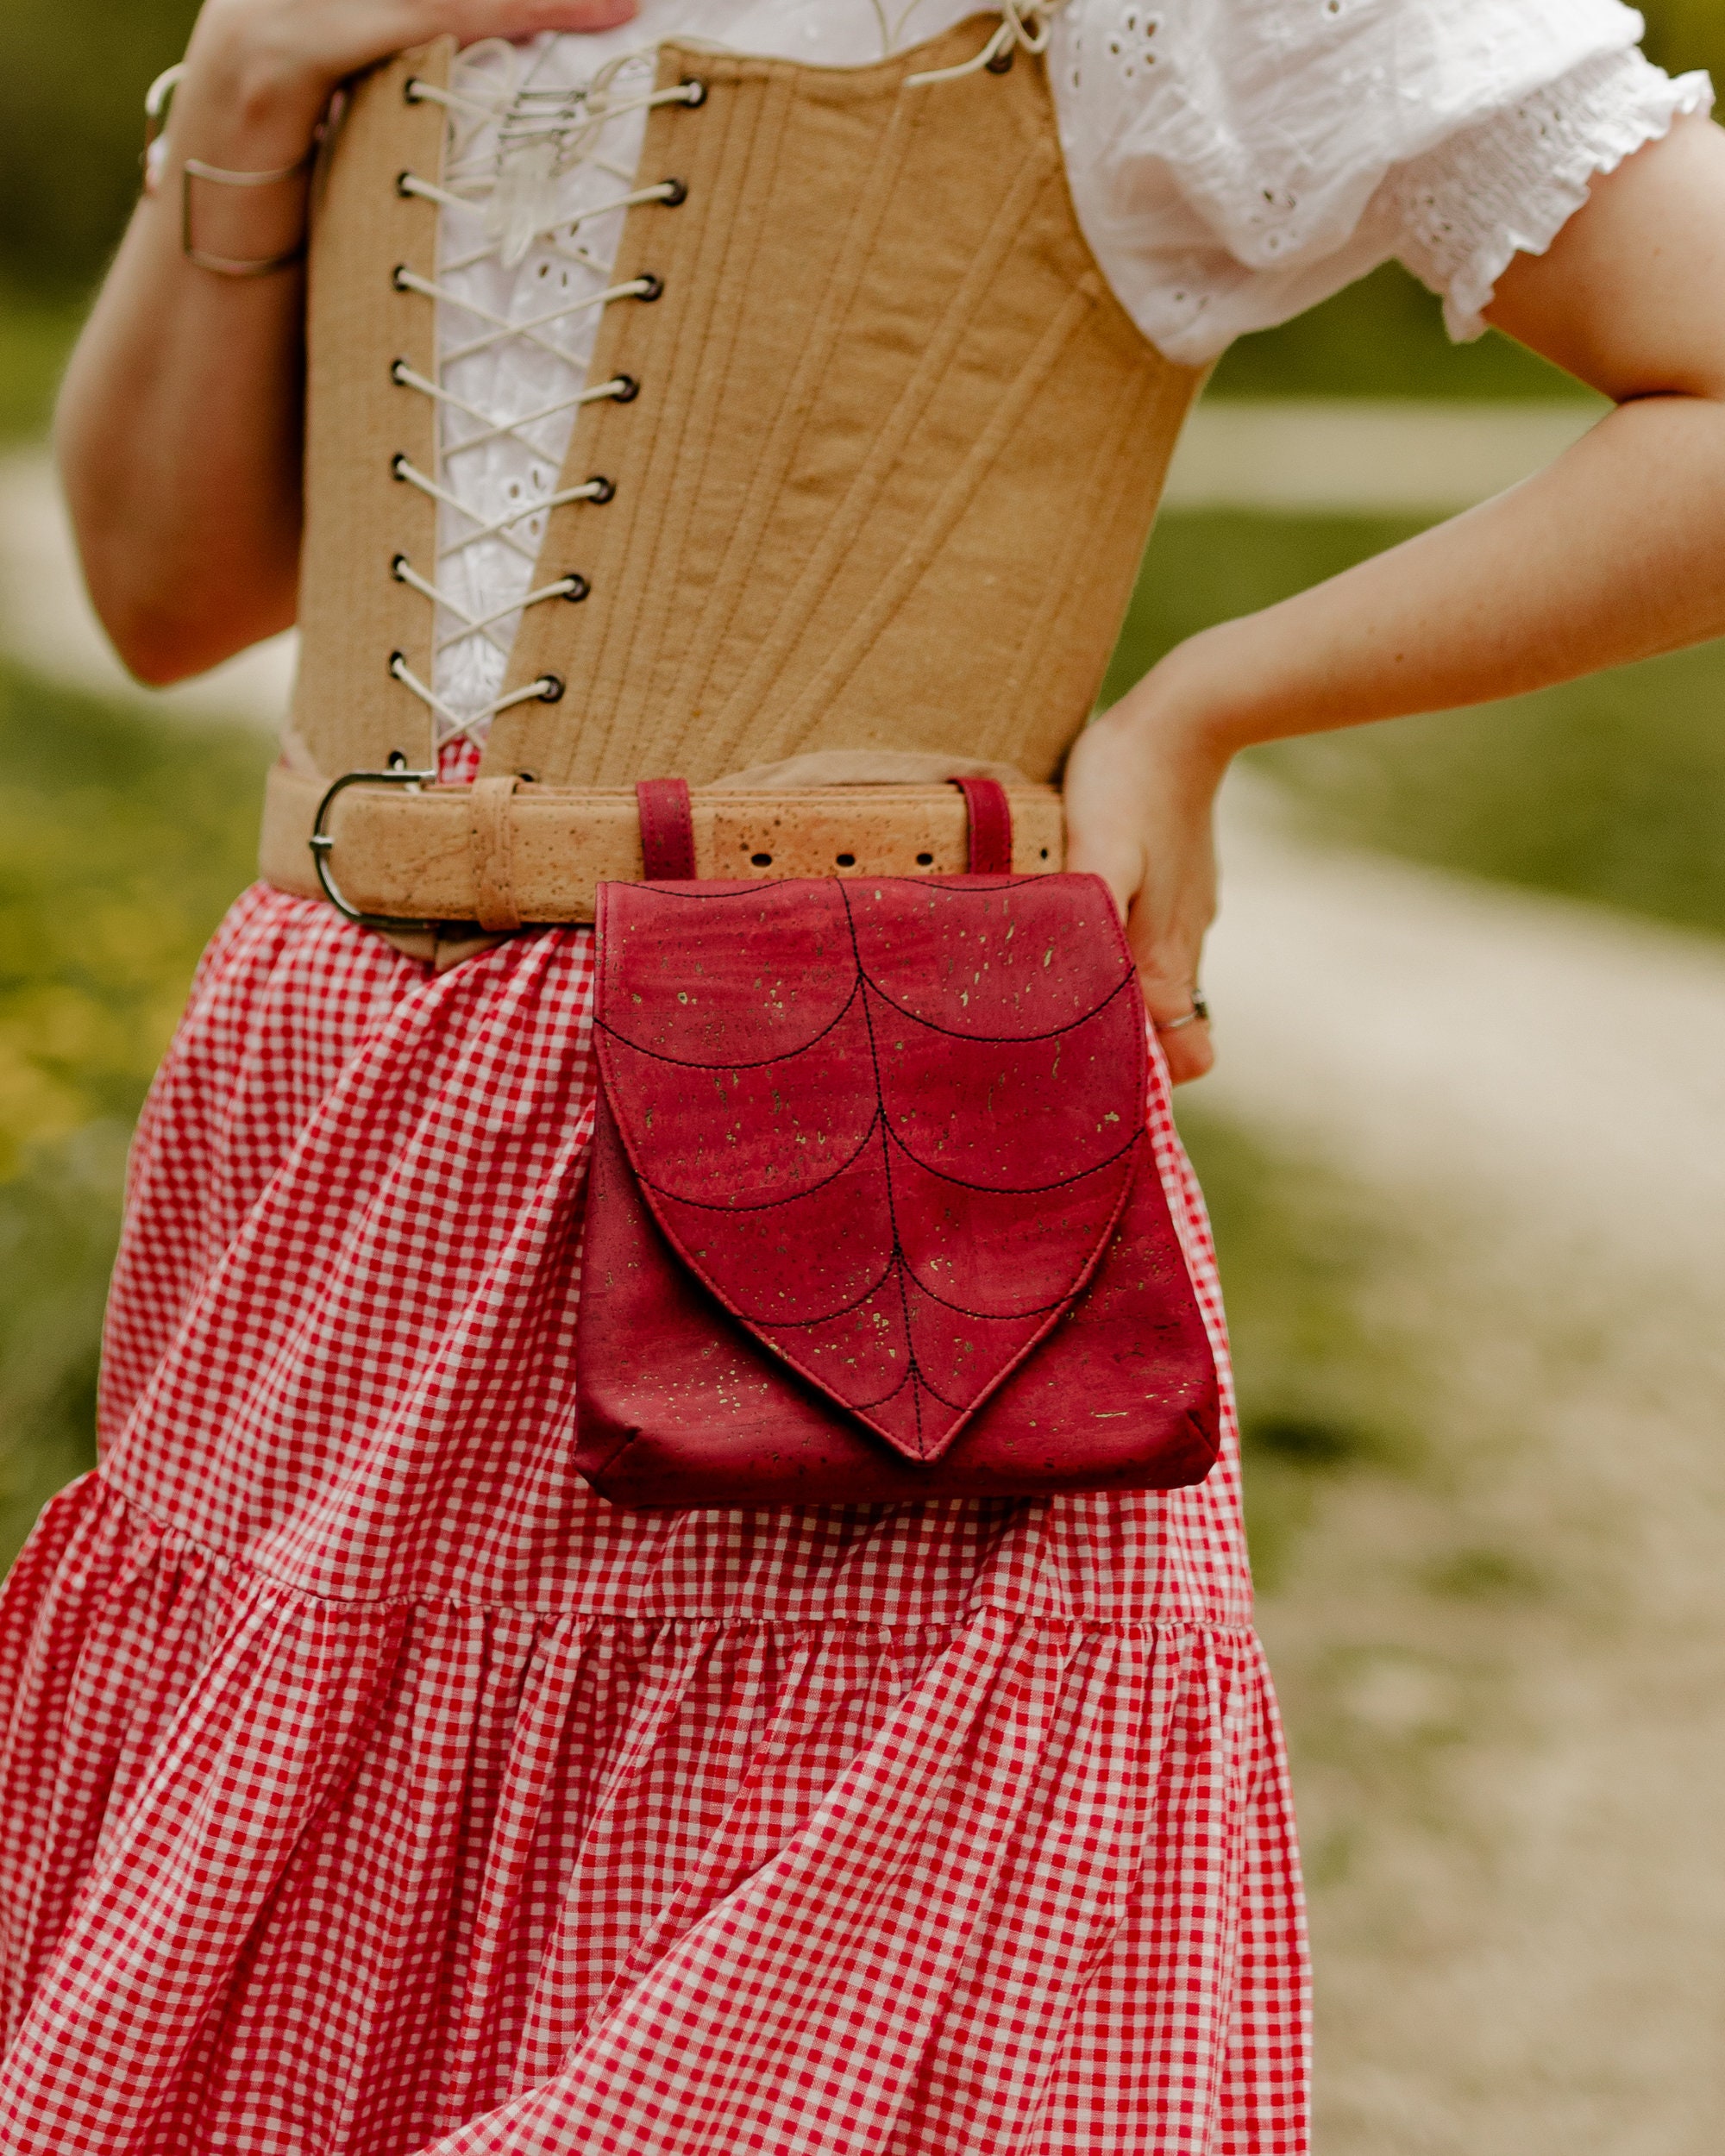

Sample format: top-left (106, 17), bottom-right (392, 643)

top-left (848, 877), bottom-right (1130, 1037)
top-left (593, 874), bottom-right (1146, 1463)
top-left (598, 881), bottom-right (856, 1061)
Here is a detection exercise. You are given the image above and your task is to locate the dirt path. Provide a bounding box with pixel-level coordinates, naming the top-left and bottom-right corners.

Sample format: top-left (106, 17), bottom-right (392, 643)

top-left (1207, 783), bottom-right (1725, 2153)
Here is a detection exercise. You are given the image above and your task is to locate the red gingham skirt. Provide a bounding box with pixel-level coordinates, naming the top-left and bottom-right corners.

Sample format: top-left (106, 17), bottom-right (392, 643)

top-left (0, 884), bottom-right (1308, 2154)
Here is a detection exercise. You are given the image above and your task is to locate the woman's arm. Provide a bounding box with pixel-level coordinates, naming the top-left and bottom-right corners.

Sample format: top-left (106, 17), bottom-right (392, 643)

top-left (1066, 114), bottom-right (1725, 1081)
top-left (56, 0), bottom-right (636, 686)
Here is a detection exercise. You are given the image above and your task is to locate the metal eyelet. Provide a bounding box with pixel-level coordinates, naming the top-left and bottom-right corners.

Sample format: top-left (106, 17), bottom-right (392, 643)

top-left (586, 476), bottom-right (616, 505)
top-left (681, 77), bottom-right (707, 106)
top-left (609, 374), bottom-right (641, 404)
top-left (561, 573), bottom-right (591, 603)
top-left (633, 273), bottom-right (664, 303)
top-left (537, 674), bottom-right (567, 704)
top-left (659, 177), bottom-right (687, 206)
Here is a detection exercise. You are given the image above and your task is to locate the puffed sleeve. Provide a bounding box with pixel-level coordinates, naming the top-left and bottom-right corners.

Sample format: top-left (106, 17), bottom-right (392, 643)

top-left (1049, 0), bottom-right (1714, 364)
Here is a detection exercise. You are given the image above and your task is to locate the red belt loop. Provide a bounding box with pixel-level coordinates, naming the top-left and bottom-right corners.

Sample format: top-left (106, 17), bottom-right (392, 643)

top-left (636, 777), bottom-right (697, 881)
top-left (950, 776), bottom-right (1013, 874)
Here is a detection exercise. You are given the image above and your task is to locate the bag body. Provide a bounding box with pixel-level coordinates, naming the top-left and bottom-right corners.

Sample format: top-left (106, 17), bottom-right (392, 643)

top-left (575, 872), bottom-right (1220, 1506)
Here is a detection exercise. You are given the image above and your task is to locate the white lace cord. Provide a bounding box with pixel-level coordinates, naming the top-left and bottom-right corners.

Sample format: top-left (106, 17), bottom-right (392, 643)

top-left (904, 1), bottom-right (1067, 88)
top-left (388, 62), bottom-right (703, 751)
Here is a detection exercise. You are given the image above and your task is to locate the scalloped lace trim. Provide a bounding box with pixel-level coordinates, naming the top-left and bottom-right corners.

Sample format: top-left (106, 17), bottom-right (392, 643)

top-left (1392, 47), bottom-right (1716, 343)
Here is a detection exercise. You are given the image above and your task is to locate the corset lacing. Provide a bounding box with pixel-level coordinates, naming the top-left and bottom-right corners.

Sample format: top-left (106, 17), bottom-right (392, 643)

top-left (388, 51), bottom-right (704, 761)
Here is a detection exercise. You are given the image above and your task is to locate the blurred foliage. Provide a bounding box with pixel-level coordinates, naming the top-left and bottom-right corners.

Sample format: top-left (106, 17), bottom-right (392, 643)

top-left (0, 660), bottom-right (269, 1565)
top-left (1208, 261), bottom-right (1587, 403)
top-left (1109, 509), bottom-right (1725, 939)
top-left (0, 285), bottom-right (83, 443)
top-left (0, 0), bottom-right (200, 299)
top-left (0, 656), bottom-right (272, 1169)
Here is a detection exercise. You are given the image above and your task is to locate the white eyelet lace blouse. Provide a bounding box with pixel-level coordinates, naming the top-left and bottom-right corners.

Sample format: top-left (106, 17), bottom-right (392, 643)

top-left (418, 0), bottom-right (1711, 755)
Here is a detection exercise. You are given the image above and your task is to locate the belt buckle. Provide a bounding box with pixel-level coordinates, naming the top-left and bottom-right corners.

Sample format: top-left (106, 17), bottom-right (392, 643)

top-left (309, 756), bottom-right (440, 931)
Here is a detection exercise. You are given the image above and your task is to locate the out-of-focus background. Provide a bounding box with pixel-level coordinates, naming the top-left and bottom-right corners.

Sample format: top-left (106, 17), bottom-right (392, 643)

top-left (5, 3), bottom-right (1725, 2147)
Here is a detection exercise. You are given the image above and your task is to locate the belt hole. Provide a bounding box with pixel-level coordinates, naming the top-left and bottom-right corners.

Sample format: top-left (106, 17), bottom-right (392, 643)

top-left (835, 853), bottom-right (856, 868)
top-left (916, 851), bottom-right (934, 867)
top-left (751, 852), bottom-right (773, 868)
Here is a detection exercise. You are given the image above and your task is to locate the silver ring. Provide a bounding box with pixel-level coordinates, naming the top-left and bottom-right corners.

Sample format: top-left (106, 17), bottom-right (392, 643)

top-left (1154, 992), bottom-right (1210, 1035)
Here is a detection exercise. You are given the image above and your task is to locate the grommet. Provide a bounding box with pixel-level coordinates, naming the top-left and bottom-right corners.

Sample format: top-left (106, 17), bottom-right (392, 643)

top-left (633, 273), bottom-right (664, 303)
top-left (916, 851), bottom-right (934, 867)
top-left (561, 573), bottom-right (591, 602)
top-left (586, 476), bottom-right (616, 503)
top-left (659, 177), bottom-right (687, 205)
top-left (609, 374), bottom-right (641, 404)
top-left (751, 852), bottom-right (773, 868)
top-left (537, 674), bottom-right (567, 703)
top-left (681, 77), bottom-right (707, 105)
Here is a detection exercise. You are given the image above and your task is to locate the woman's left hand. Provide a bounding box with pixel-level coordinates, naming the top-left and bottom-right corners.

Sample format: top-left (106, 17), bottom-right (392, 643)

top-left (1063, 657), bottom-right (1229, 1085)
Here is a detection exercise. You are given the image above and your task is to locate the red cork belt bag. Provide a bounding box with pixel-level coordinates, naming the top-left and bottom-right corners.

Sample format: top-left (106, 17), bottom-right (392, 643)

top-left (574, 777), bottom-right (1221, 1507)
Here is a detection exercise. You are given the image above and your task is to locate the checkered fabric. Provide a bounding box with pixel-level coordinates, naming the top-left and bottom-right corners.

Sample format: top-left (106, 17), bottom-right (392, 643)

top-left (0, 885), bottom-right (1308, 2154)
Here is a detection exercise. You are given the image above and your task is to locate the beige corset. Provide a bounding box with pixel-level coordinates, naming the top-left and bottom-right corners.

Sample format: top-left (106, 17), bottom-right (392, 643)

top-left (288, 17), bottom-right (1202, 793)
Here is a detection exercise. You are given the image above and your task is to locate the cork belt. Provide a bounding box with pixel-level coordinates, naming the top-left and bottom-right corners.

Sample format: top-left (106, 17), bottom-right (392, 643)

top-left (260, 763), bottom-right (1066, 932)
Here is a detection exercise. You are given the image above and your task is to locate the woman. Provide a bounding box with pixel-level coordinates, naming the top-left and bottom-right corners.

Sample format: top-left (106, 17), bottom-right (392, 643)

top-left (3, 0), bottom-right (1721, 2149)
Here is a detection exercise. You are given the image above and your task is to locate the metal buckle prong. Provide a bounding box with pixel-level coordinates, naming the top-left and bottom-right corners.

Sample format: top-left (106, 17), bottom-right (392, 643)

top-left (310, 760), bottom-right (440, 931)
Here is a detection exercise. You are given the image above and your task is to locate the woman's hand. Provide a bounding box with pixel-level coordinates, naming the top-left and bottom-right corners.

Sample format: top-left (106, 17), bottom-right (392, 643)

top-left (179, 0), bottom-right (641, 169)
top-left (1063, 651), bottom-right (1230, 1086)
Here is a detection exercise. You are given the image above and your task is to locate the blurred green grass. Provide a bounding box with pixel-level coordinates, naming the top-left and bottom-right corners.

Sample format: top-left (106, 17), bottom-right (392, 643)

top-left (0, 661), bottom-right (271, 1561)
top-left (0, 284), bottom-right (81, 444)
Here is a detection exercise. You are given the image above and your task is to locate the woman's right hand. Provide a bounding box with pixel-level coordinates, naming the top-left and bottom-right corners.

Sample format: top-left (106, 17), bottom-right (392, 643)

top-left (176, 0), bottom-right (641, 166)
